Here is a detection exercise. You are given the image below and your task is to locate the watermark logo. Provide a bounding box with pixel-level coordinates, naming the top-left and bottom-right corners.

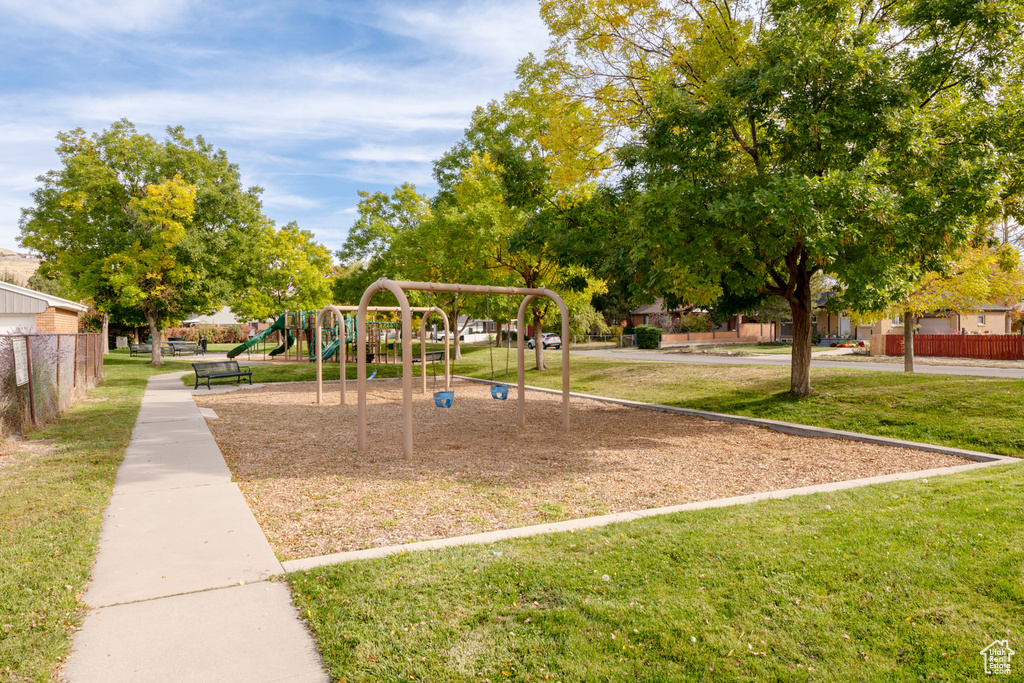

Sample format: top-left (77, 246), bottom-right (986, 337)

top-left (981, 640), bottom-right (1014, 676)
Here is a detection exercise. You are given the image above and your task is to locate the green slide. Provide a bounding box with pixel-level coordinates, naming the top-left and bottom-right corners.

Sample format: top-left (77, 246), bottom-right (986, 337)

top-left (268, 331), bottom-right (295, 357)
top-left (308, 338), bottom-right (341, 362)
top-left (227, 313), bottom-right (288, 359)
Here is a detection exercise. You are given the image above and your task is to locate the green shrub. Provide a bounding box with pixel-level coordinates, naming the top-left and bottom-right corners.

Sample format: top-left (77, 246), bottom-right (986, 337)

top-left (677, 313), bottom-right (714, 333)
top-left (634, 324), bottom-right (662, 349)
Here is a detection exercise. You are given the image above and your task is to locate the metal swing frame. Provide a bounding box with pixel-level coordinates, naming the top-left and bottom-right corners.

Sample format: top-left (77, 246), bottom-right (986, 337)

top-left (356, 278), bottom-right (571, 459)
top-left (314, 304), bottom-right (451, 406)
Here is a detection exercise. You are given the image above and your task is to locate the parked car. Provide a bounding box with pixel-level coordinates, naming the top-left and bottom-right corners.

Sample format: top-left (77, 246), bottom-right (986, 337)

top-left (433, 331), bottom-right (465, 341)
top-left (527, 332), bottom-right (562, 349)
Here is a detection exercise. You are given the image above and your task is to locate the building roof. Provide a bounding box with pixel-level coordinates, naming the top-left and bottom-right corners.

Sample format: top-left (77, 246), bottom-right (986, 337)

top-left (183, 306), bottom-right (244, 326)
top-left (630, 298), bottom-right (685, 316)
top-left (0, 280), bottom-right (87, 315)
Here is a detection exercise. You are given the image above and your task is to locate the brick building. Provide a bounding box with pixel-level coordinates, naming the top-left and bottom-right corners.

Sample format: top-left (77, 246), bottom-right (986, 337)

top-left (0, 280), bottom-right (87, 334)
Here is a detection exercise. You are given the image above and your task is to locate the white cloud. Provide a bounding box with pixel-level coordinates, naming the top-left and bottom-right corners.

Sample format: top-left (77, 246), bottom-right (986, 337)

top-left (0, 0), bottom-right (197, 34)
top-left (358, 1), bottom-right (550, 65)
top-left (260, 190), bottom-right (322, 211)
top-left (326, 144), bottom-right (448, 164)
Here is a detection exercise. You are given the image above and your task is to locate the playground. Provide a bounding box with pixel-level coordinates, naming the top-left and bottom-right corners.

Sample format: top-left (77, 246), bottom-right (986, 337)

top-left (193, 378), bottom-right (969, 560)
top-left (188, 280), bottom-right (977, 562)
top-left (226, 309), bottom-right (406, 367)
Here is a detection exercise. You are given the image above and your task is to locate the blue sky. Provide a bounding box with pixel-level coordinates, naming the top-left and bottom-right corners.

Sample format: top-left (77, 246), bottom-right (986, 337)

top-left (0, 0), bottom-right (550, 254)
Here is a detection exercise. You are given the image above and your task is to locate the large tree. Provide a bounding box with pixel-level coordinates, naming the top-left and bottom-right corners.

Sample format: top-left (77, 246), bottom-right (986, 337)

top-left (433, 86), bottom-right (609, 369)
top-left (19, 120), bottom-right (264, 364)
top-left (540, 0), bottom-right (1020, 395)
top-left (231, 220), bottom-right (333, 322)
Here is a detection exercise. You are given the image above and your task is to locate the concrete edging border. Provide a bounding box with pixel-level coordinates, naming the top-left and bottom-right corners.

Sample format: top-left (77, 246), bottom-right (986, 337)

top-left (280, 375), bottom-right (1018, 573)
top-left (456, 376), bottom-right (1011, 464)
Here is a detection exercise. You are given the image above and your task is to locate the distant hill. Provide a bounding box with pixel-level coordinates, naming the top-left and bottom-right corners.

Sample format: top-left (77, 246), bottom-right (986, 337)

top-left (0, 249), bottom-right (41, 285)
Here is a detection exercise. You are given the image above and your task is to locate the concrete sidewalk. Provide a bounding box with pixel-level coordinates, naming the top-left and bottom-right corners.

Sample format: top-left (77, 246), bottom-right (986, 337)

top-left (64, 373), bottom-right (327, 682)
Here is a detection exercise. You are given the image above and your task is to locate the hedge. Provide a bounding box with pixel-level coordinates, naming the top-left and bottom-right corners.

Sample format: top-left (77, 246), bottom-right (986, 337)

top-left (634, 324), bottom-right (662, 349)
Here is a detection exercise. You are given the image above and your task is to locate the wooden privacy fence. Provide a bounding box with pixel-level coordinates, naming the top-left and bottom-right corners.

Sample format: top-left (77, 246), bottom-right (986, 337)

top-left (885, 334), bottom-right (1024, 360)
top-left (0, 333), bottom-right (104, 437)
top-left (661, 323), bottom-right (776, 345)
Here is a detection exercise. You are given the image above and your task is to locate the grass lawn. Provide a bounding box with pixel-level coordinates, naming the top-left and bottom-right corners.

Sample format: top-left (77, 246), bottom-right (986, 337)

top-left (664, 342), bottom-right (798, 356)
top-left (0, 355), bottom-right (196, 679)
top-left (25, 347), bottom-right (1020, 681)
top-left (290, 461), bottom-right (1022, 681)
top-left (272, 347), bottom-right (1023, 681)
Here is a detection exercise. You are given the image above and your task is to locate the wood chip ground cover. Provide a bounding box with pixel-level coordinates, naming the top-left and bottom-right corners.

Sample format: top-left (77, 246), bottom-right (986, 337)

top-left (194, 379), bottom-right (968, 560)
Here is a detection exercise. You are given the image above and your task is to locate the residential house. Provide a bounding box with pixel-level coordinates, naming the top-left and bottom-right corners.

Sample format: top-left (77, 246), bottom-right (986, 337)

top-left (867, 306), bottom-right (1012, 336)
top-left (629, 299), bottom-right (690, 328)
top-left (182, 306), bottom-right (272, 334)
top-left (629, 299), bottom-right (776, 344)
top-left (798, 292), bottom-right (1011, 340)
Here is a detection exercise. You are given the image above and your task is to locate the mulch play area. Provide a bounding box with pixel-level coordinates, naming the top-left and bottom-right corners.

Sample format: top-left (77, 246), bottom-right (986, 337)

top-left (193, 379), bottom-right (968, 561)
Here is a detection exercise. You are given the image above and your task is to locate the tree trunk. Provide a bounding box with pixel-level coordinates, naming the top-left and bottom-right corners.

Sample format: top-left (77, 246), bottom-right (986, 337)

top-left (789, 298), bottom-right (813, 396)
top-left (101, 312), bottom-right (109, 355)
top-left (903, 311), bottom-right (915, 373)
top-left (775, 316), bottom-right (783, 343)
top-left (146, 310), bottom-right (163, 366)
top-left (533, 308), bottom-right (547, 370)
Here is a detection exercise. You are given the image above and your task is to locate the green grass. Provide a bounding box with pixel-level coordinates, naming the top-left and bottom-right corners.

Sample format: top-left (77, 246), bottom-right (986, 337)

top-left (0, 355), bottom-right (196, 679)
top-left (290, 463), bottom-right (1023, 682)
top-left (279, 346), bottom-right (1024, 680)
top-left (4, 345), bottom-right (1023, 680)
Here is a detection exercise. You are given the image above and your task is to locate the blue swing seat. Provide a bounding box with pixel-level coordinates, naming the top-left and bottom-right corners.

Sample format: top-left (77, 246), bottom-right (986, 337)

top-left (433, 390), bottom-right (454, 408)
top-left (490, 383), bottom-right (509, 400)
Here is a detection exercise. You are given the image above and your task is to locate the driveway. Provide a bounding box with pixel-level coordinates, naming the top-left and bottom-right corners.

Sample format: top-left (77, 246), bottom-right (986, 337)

top-left (571, 349), bottom-right (1024, 380)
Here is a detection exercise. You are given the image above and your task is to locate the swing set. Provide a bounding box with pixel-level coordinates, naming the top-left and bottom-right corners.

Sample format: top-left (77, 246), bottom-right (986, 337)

top-left (356, 278), bottom-right (571, 459)
top-left (314, 304), bottom-right (452, 406)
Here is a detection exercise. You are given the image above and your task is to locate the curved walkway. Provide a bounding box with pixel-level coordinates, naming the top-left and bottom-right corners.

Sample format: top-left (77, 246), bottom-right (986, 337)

top-left (573, 349), bottom-right (1024, 379)
top-left (64, 373), bottom-right (327, 682)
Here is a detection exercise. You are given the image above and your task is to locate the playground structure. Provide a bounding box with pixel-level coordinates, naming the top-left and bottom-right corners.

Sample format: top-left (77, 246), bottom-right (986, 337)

top-left (227, 309), bottom-right (413, 368)
top-left (356, 278), bottom-right (571, 459)
top-left (314, 305), bottom-right (452, 406)
top-left (228, 311), bottom-right (331, 361)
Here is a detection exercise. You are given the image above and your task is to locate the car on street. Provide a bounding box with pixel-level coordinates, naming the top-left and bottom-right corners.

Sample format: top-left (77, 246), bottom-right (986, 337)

top-left (527, 332), bottom-right (562, 349)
